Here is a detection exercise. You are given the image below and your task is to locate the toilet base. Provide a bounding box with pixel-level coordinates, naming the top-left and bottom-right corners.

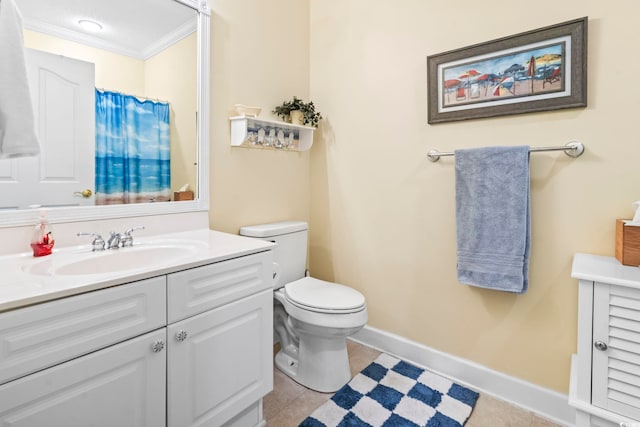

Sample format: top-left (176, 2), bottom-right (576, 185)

top-left (274, 350), bottom-right (299, 381)
top-left (272, 289), bottom-right (367, 393)
top-left (274, 334), bottom-right (353, 393)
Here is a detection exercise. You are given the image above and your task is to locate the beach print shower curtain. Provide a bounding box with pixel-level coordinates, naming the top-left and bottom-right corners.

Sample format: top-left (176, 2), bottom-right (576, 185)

top-left (95, 89), bottom-right (171, 205)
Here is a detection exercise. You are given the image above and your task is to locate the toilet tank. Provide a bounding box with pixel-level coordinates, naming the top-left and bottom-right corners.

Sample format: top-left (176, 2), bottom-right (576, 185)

top-left (239, 221), bottom-right (308, 289)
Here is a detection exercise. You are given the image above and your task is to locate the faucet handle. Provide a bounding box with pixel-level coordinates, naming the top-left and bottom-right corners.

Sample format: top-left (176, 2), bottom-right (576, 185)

top-left (107, 231), bottom-right (121, 249)
top-left (121, 226), bottom-right (144, 247)
top-left (77, 232), bottom-right (105, 251)
top-left (124, 226), bottom-right (145, 236)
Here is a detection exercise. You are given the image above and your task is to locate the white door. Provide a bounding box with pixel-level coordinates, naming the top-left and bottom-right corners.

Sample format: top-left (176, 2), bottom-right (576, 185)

top-left (0, 49), bottom-right (95, 209)
top-left (167, 290), bottom-right (273, 427)
top-left (0, 328), bottom-right (167, 427)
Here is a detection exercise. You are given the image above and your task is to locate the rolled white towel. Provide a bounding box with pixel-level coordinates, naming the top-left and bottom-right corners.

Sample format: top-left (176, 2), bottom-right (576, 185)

top-left (0, 0), bottom-right (40, 158)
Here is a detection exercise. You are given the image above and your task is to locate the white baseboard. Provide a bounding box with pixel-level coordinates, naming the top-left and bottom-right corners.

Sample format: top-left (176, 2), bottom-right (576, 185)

top-left (350, 325), bottom-right (576, 427)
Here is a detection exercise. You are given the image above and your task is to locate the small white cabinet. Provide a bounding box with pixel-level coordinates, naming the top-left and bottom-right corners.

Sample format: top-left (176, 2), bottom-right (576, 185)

top-left (0, 248), bottom-right (273, 427)
top-left (592, 283), bottom-right (640, 421)
top-left (570, 254), bottom-right (640, 427)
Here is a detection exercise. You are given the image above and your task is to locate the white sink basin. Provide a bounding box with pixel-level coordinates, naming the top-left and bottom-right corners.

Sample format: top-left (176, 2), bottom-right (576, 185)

top-left (24, 240), bottom-right (205, 276)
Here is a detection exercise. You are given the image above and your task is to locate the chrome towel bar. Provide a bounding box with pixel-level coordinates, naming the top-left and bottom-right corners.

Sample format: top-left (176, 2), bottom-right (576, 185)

top-left (427, 141), bottom-right (584, 162)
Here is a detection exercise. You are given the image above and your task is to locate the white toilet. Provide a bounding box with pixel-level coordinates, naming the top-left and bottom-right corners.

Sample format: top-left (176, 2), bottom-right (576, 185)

top-left (239, 221), bottom-right (368, 393)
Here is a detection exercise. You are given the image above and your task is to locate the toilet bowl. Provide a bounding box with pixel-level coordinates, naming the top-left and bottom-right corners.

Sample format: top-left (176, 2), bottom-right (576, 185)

top-left (239, 221), bottom-right (368, 393)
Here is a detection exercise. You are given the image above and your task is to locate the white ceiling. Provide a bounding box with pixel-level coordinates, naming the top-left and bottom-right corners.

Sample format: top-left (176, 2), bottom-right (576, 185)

top-left (16, 0), bottom-right (197, 60)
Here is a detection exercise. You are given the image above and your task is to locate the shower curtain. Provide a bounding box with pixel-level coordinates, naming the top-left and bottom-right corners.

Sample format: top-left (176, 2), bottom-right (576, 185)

top-left (95, 89), bottom-right (171, 205)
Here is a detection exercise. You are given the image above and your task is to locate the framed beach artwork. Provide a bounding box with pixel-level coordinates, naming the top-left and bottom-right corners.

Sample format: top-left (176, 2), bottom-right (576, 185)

top-left (427, 17), bottom-right (587, 124)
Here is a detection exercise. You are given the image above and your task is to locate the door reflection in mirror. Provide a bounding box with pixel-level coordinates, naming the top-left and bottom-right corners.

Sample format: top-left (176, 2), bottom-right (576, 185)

top-left (0, 49), bottom-right (95, 210)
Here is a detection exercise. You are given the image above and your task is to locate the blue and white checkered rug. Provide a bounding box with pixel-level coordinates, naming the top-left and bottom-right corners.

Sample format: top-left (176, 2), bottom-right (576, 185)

top-left (299, 353), bottom-right (479, 427)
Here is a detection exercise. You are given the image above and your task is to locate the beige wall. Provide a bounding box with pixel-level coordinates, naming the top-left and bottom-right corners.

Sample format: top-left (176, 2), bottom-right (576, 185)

top-left (24, 30), bottom-right (145, 95)
top-left (145, 33), bottom-right (198, 195)
top-left (23, 0), bottom-right (634, 397)
top-left (208, 0), bottom-right (311, 234)
top-left (308, 1), bottom-right (640, 394)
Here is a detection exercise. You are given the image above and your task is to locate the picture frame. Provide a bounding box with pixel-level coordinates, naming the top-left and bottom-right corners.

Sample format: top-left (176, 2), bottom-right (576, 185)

top-left (427, 17), bottom-right (587, 124)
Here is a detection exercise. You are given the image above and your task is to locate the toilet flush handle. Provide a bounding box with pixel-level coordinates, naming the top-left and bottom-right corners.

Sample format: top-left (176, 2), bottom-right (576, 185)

top-left (272, 262), bottom-right (282, 287)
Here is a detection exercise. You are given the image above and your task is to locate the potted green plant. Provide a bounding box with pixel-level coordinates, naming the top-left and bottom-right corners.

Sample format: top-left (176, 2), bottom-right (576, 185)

top-left (272, 96), bottom-right (323, 127)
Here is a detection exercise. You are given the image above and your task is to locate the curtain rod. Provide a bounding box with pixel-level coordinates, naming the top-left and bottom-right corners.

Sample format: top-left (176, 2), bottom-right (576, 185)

top-left (96, 88), bottom-right (169, 104)
top-left (426, 141), bottom-right (584, 162)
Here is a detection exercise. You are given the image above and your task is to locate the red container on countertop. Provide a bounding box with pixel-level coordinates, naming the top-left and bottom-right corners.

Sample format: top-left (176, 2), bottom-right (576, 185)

top-left (31, 211), bottom-right (54, 257)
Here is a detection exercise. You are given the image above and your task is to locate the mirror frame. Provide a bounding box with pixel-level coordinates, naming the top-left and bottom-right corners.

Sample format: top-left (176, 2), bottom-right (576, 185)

top-left (1, 0), bottom-right (210, 228)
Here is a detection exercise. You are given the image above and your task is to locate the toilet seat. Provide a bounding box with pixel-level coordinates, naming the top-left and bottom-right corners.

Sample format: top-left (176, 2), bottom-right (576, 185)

top-left (284, 277), bottom-right (366, 314)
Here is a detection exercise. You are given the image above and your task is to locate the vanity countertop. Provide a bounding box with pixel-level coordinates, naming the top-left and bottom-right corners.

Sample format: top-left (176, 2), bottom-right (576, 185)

top-left (572, 253), bottom-right (640, 289)
top-left (0, 229), bottom-right (275, 312)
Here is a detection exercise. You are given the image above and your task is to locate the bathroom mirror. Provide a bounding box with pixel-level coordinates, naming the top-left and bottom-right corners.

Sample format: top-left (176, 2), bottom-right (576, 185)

top-left (0, 0), bottom-right (210, 227)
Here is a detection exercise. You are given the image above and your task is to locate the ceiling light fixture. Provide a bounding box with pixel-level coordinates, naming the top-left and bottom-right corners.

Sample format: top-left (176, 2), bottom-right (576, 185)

top-left (78, 19), bottom-right (103, 32)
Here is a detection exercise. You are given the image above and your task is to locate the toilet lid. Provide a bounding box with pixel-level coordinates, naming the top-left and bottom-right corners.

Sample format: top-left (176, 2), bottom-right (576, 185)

top-left (284, 277), bottom-right (365, 313)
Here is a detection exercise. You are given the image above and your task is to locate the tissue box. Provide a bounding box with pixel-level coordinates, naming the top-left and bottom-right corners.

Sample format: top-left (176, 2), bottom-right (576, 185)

top-left (174, 191), bottom-right (194, 201)
top-left (615, 219), bottom-right (640, 266)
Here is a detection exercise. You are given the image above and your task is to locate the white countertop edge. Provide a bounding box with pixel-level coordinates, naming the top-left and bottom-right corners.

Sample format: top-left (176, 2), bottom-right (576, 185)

top-left (571, 253), bottom-right (640, 289)
top-left (0, 228), bottom-right (275, 313)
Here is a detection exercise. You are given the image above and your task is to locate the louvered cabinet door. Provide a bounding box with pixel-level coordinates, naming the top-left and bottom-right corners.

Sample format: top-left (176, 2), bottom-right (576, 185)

top-left (592, 283), bottom-right (640, 420)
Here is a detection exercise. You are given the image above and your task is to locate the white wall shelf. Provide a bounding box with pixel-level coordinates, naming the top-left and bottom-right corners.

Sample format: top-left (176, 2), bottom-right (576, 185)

top-left (229, 116), bottom-right (314, 151)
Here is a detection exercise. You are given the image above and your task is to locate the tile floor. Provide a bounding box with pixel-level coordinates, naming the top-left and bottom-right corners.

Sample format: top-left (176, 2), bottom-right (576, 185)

top-left (263, 340), bottom-right (564, 427)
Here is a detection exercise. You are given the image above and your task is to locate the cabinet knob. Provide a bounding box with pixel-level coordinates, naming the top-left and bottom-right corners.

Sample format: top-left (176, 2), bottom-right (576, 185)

top-left (151, 339), bottom-right (165, 353)
top-left (594, 340), bottom-right (608, 351)
top-left (175, 330), bottom-right (188, 342)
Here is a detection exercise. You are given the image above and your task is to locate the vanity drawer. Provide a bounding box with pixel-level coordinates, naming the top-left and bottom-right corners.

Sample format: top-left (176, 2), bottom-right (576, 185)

top-left (0, 276), bottom-right (166, 386)
top-left (167, 251), bottom-right (272, 323)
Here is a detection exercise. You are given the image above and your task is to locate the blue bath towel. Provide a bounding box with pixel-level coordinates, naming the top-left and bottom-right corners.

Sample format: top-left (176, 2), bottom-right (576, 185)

top-left (455, 145), bottom-right (530, 293)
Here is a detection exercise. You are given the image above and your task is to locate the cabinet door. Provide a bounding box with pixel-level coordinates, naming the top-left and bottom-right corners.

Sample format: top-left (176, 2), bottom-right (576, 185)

top-left (592, 283), bottom-right (640, 420)
top-left (0, 328), bottom-right (167, 427)
top-left (167, 290), bottom-right (273, 427)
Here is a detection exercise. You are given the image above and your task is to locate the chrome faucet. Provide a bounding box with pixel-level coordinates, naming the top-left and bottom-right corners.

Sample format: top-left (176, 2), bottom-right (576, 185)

top-left (77, 232), bottom-right (106, 251)
top-left (120, 226), bottom-right (144, 247)
top-left (107, 232), bottom-right (121, 249)
top-left (78, 226), bottom-right (144, 251)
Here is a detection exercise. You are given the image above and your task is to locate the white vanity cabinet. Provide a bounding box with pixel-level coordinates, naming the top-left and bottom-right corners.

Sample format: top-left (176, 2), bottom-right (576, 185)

top-left (0, 247), bottom-right (273, 427)
top-left (570, 254), bottom-right (640, 427)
